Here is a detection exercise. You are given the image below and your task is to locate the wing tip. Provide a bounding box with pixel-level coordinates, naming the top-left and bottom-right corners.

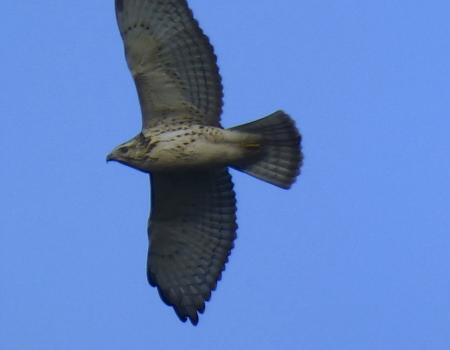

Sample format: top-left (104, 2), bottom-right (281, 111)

top-left (115, 0), bottom-right (123, 12)
top-left (151, 281), bottom-right (204, 326)
top-left (175, 308), bottom-right (199, 326)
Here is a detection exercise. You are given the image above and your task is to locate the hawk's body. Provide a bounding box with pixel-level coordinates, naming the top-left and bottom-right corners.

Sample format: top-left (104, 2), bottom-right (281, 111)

top-left (109, 124), bottom-right (262, 172)
top-left (108, 0), bottom-right (303, 325)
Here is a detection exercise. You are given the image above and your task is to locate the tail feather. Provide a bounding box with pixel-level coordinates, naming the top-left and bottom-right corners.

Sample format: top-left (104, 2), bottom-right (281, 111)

top-left (230, 110), bottom-right (303, 189)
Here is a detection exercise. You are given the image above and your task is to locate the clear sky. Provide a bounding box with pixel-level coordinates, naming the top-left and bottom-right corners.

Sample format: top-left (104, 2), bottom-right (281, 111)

top-left (1, 1), bottom-right (449, 349)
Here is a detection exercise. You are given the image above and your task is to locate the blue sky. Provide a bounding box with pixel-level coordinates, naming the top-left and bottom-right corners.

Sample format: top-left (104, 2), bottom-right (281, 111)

top-left (1, 1), bottom-right (449, 349)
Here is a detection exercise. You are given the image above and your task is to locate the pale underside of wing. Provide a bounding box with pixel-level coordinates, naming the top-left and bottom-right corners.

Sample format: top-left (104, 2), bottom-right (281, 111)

top-left (147, 168), bottom-right (237, 325)
top-left (115, 0), bottom-right (223, 129)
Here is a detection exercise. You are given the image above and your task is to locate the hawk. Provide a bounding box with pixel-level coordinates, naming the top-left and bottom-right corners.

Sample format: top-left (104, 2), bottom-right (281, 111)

top-left (108, 0), bottom-right (303, 325)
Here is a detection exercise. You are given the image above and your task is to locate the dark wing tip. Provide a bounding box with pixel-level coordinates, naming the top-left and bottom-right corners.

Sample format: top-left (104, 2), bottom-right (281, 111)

top-left (174, 305), bottom-right (199, 326)
top-left (115, 0), bottom-right (123, 12)
top-left (188, 313), bottom-right (199, 326)
top-left (152, 282), bottom-right (202, 326)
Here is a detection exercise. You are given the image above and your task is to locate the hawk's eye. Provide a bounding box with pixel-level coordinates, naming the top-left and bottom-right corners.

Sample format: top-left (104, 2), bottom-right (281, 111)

top-left (120, 146), bottom-right (129, 154)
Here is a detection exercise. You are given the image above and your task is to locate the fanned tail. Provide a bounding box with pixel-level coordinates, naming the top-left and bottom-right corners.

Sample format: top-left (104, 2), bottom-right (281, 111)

top-left (230, 110), bottom-right (303, 189)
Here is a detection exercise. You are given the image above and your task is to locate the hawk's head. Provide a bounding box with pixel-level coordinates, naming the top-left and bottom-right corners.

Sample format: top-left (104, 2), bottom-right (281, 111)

top-left (107, 133), bottom-right (157, 173)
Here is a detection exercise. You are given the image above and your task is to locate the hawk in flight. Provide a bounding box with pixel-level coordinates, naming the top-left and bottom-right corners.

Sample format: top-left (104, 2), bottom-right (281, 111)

top-left (108, 0), bottom-right (303, 325)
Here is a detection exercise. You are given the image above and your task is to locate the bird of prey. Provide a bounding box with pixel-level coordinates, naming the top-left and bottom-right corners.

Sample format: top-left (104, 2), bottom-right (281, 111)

top-left (108, 0), bottom-right (303, 325)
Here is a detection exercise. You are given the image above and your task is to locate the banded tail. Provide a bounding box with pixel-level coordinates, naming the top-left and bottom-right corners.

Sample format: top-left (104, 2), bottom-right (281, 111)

top-left (230, 110), bottom-right (303, 189)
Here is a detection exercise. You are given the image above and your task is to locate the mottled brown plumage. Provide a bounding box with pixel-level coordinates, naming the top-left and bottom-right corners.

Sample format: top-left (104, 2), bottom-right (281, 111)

top-left (108, 0), bottom-right (303, 325)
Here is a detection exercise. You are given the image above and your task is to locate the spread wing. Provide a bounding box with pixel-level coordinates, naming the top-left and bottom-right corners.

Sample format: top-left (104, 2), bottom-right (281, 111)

top-left (115, 0), bottom-right (223, 129)
top-left (147, 169), bottom-right (237, 325)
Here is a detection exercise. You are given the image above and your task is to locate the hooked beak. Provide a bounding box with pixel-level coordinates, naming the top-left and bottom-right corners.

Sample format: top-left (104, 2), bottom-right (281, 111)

top-left (106, 152), bottom-right (115, 162)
